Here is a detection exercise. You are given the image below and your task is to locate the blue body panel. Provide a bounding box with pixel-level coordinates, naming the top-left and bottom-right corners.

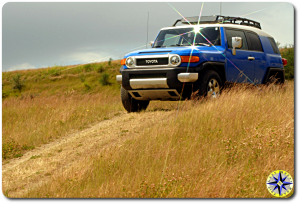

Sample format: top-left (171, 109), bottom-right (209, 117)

top-left (225, 49), bottom-right (255, 83)
top-left (259, 36), bottom-right (284, 83)
top-left (252, 51), bottom-right (267, 84)
top-left (260, 36), bottom-right (283, 68)
top-left (223, 27), bottom-right (255, 83)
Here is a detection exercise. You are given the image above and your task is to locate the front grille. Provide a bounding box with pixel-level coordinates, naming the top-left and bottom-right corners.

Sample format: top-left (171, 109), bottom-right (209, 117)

top-left (130, 73), bottom-right (166, 79)
top-left (136, 58), bottom-right (168, 66)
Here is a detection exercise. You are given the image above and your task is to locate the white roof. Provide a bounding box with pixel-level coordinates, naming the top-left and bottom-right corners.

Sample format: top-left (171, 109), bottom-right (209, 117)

top-left (161, 24), bottom-right (272, 38)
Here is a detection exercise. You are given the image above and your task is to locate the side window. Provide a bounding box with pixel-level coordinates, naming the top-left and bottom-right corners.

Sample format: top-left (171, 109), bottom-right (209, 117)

top-left (225, 29), bottom-right (248, 50)
top-left (268, 37), bottom-right (280, 54)
top-left (245, 32), bottom-right (263, 52)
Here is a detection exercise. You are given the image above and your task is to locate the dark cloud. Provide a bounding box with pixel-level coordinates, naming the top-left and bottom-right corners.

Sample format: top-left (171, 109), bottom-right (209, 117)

top-left (2, 2), bottom-right (294, 71)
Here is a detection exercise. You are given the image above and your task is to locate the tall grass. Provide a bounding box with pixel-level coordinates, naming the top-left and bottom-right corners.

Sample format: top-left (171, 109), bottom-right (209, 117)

top-left (25, 82), bottom-right (294, 198)
top-left (2, 60), bottom-right (122, 159)
top-left (2, 89), bottom-right (123, 159)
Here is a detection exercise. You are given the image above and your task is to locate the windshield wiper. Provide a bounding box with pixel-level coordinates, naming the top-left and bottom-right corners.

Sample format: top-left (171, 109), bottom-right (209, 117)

top-left (170, 43), bottom-right (211, 47)
top-left (194, 43), bottom-right (211, 47)
top-left (170, 44), bottom-right (189, 47)
top-left (153, 45), bottom-right (166, 48)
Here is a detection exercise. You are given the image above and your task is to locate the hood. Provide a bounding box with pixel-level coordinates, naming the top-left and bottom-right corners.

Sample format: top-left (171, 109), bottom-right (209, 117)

top-left (124, 46), bottom-right (225, 58)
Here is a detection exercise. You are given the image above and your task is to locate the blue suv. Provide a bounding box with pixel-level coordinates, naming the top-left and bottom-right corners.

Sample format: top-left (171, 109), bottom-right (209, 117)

top-left (116, 15), bottom-right (287, 112)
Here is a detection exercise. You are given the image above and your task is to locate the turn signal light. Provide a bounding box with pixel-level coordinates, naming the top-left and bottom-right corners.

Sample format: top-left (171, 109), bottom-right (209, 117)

top-left (282, 58), bottom-right (287, 66)
top-left (121, 58), bottom-right (126, 65)
top-left (180, 56), bottom-right (200, 63)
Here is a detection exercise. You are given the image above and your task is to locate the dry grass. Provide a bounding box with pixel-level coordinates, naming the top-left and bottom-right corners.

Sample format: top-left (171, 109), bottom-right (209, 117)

top-left (2, 89), bottom-right (123, 159)
top-left (23, 81), bottom-right (294, 198)
top-left (2, 60), bottom-right (122, 159)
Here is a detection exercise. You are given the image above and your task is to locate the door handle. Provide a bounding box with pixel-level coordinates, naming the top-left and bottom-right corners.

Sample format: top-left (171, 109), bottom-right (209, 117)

top-left (248, 56), bottom-right (255, 60)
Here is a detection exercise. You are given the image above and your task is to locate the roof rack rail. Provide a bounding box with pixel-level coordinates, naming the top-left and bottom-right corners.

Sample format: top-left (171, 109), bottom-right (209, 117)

top-left (172, 15), bottom-right (261, 29)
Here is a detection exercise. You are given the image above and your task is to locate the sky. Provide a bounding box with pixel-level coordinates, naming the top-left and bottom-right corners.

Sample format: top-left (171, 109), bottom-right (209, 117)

top-left (2, 2), bottom-right (295, 71)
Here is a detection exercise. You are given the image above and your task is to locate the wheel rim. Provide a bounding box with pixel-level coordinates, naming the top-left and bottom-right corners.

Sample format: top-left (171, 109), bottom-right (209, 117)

top-left (207, 78), bottom-right (220, 98)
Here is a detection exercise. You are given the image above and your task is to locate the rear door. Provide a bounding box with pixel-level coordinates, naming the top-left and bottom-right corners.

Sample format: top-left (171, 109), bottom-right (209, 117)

top-left (244, 31), bottom-right (266, 84)
top-left (225, 28), bottom-right (255, 83)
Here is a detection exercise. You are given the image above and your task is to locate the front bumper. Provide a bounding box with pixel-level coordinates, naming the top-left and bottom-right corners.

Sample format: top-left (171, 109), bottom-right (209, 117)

top-left (117, 67), bottom-right (198, 90)
top-left (116, 67), bottom-right (198, 101)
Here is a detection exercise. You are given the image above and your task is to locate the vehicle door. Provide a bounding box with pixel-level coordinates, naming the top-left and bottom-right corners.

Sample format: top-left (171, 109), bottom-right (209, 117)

top-left (225, 28), bottom-right (254, 83)
top-left (244, 31), bottom-right (266, 84)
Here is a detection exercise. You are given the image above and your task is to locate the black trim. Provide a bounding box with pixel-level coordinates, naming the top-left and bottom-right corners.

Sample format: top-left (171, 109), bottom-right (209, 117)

top-left (263, 68), bottom-right (285, 84)
top-left (119, 66), bottom-right (124, 74)
top-left (195, 62), bottom-right (227, 83)
top-left (173, 16), bottom-right (261, 29)
top-left (172, 19), bottom-right (181, 26)
top-left (136, 58), bottom-right (168, 66)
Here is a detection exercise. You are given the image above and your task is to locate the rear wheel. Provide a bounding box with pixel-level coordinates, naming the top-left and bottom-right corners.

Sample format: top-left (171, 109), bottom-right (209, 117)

top-left (193, 70), bottom-right (222, 99)
top-left (121, 87), bottom-right (150, 113)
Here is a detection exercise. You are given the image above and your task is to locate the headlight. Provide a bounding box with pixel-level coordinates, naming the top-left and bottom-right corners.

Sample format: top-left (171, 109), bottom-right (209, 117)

top-left (170, 55), bottom-right (181, 66)
top-left (126, 57), bottom-right (134, 67)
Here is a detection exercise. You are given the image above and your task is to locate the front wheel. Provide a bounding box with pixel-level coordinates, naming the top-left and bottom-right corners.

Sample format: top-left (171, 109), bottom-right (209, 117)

top-left (193, 70), bottom-right (222, 99)
top-left (121, 87), bottom-right (150, 113)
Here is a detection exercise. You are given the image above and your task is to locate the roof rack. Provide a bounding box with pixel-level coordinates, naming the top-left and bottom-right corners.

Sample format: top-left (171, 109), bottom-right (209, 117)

top-left (172, 15), bottom-right (261, 29)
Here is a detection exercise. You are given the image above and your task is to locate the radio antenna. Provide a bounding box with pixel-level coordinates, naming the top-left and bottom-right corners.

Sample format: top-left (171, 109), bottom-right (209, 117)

top-left (146, 12), bottom-right (149, 49)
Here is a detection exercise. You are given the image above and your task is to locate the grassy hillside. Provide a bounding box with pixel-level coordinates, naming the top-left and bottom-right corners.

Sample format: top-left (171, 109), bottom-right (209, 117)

top-left (2, 60), bottom-right (178, 160)
top-left (24, 82), bottom-right (294, 198)
top-left (2, 48), bottom-right (294, 198)
top-left (2, 60), bottom-right (123, 160)
top-left (2, 60), bottom-right (121, 99)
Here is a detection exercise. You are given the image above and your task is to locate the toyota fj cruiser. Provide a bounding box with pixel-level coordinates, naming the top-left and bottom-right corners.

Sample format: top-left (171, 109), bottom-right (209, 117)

top-left (116, 15), bottom-right (287, 112)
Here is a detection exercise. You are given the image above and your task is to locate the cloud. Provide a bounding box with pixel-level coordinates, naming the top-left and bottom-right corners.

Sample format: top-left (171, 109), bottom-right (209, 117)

top-left (67, 52), bottom-right (110, 64)
top-left (8, 63), bottom-right (36, 71)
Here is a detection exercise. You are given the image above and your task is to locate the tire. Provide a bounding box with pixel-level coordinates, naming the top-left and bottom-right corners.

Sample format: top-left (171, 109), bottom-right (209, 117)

top-left (121, 87), bottom-right (150, 113)
top-left (193, 70), bottom-right (223, 98)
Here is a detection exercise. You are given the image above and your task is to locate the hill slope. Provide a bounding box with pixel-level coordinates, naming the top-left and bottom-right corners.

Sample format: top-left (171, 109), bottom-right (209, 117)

top-left (2, 53), bottom-right (294, 198)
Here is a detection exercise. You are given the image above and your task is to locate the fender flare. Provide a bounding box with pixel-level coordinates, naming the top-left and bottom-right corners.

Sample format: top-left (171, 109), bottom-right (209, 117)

top-left (195, 62), bottom-right (227, 83)
top-left (263, 68), bottom-right (285, 84)
top-left (119, 66), bottom-right (124, 73)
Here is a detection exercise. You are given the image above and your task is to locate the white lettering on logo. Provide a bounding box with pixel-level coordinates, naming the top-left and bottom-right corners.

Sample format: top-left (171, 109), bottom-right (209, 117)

top-left (146, 60), bottom-right (158, 64)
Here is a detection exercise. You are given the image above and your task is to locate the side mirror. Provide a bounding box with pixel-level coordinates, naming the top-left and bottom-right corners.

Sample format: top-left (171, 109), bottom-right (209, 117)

top-left (150, 41), bottom-right (154, 47)
top-left (232, 37), bottom-right (242, 55)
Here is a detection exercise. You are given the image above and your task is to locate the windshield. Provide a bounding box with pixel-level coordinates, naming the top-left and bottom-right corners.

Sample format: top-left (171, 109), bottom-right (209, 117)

top-left (153, 27), bottom-right (221, 48)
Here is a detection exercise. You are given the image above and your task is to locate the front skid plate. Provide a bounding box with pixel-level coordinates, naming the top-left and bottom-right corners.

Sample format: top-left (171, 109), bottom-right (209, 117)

top-left (128, 89), bottom-right (180, 101)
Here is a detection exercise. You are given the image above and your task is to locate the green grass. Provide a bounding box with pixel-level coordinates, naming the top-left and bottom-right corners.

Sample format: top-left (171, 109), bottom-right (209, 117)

top-left (2, 60), bottom-right (121, 99)
top-left (280, 46), bottom-right (294, 80)
top-left (30, 155), bottom-right (41, 159)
